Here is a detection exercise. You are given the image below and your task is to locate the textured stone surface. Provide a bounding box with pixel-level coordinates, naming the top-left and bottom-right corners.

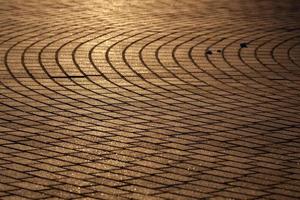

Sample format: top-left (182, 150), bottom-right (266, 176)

top-left (0, 0), bottom-right (300, 199)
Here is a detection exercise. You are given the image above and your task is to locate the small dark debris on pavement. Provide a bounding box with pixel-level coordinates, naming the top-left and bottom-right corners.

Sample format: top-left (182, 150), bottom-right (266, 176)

top-left (206, 50), bottom-right (213, 55)
top-left (240, 43), bottom-right (248, 48)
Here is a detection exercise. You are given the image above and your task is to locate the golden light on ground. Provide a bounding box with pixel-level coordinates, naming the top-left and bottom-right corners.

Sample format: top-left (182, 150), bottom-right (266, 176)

top-left (0, 0), bottom-right (300, 199)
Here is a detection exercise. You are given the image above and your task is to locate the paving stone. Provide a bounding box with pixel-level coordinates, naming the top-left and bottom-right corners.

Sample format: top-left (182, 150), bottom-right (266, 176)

top-left (0, 0), bottom-right (300, 199)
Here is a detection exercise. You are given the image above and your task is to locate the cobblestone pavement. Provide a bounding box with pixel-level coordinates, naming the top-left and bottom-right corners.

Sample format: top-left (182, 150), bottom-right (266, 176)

top-left (0, 0), bottom-right (300, 199)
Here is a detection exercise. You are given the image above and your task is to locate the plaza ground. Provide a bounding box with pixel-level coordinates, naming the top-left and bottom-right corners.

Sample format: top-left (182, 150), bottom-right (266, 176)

top-left (0, 0), bottom-right (300, 199)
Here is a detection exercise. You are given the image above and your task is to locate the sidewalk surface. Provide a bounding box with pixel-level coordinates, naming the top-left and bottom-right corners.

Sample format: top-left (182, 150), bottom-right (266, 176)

top-left (0, 0), bottom-right (300, 199)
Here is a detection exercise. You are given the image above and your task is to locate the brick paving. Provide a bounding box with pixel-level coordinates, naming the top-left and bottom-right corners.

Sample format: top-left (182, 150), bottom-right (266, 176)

top-left (0, 0), bottom-right (300, 199)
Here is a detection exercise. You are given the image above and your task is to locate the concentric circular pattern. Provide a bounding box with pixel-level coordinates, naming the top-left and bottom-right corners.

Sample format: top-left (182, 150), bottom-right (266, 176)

top-left (1, 0), bottom-right (300, 199)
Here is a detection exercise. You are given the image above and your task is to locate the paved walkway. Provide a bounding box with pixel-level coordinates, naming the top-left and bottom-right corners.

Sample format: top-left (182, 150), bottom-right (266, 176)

top-left (0, 0), bottom-right (300, 199)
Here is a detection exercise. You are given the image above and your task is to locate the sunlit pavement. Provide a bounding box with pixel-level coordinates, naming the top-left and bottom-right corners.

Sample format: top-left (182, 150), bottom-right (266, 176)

top-left (0, 0), bottom-right (300, 199)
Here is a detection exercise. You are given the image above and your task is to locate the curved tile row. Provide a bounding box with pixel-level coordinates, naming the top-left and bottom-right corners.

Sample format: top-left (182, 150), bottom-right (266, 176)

top-left (0, 0), bottom-right (300, 199)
